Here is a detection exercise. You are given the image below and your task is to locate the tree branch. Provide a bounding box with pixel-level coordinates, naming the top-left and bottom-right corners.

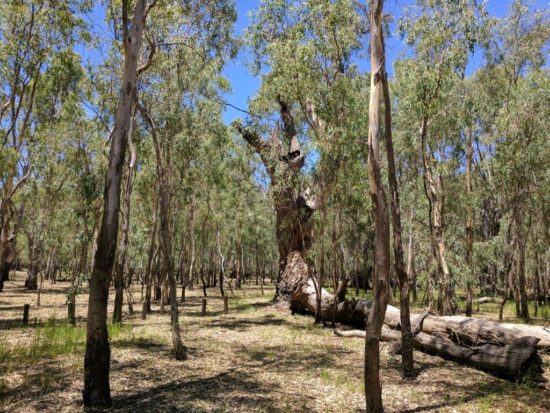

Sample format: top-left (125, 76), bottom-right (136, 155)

top-left (137, 29), bottom-right (156, 76)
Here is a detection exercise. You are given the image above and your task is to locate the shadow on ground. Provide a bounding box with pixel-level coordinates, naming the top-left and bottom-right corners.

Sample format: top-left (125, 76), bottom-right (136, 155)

top-left (206, 314), bottom-right (290, 331)
top-left (112, 368), bottom-right (293, 412)
top-left (406, 379), bottom-right (547, 412)
top-left (0, 360), bottom-right (71, 407)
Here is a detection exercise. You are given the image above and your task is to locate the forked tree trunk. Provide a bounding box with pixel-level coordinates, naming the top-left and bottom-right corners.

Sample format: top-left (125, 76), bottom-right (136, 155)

top-left (237, 98), bottom-right (318, 306)
top-left (83, 1), bottom-right (150, 407)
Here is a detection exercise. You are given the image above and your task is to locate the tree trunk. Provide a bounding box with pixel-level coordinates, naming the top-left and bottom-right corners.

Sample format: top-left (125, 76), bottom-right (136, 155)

top-left (316, 208), bottom-right (327, 323)
top-left (236, 240), bottom-right (243, 289)
top-left (142, 220), bottom-right (157, 319)
top-left (337, 323), bottom-right (543, 383)
top-left (83, 1), bottom-right (149, 407)
top-left (465, 127), bottom-right (474, 317)
top-left (406, 209), bottom-right (417, 302)
top-left (113, 110), bottom-right (137, 324)
top-left (25, 232), bottom-right (38, 290)
top-left (125, 267), bottom-right (135, 316)
top-left (0, 180), bottom-right (22, 293)
top-left (183, 194), bottom-right (196, 301)
top-left (364, 2), bottom-right (391, 410)
top-left (383, 307), bottom-right (550, 349)
top-left (421, 117), bottom-right (458, 315)
top-left (113, 112), bottom-right (137, 322)
top-left (137, 101), bottom-right (186, 361)
top-left (516, 216), bottom-right (529, 321)
top-left (217, 227), bottom-right (226, 298)
top-left (296, 277), bottom-right (546, 384)
top-left (292, 273), bottom-right (550, 352)
top-left (381, 39), bottom-right (413, 378)
top-left (237, 97), bottom-right (317, 307)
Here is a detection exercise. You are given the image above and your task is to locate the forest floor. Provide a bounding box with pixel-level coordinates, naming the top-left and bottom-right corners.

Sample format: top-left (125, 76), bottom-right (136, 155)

top-left (1, 272), bottom-right (550, 413)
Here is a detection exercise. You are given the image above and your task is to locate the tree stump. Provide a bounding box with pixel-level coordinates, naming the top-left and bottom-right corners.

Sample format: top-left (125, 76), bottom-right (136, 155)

top-left (201, 298), bottom-right (207, 316)
top-left (22, 304), bottom-right (30, 326)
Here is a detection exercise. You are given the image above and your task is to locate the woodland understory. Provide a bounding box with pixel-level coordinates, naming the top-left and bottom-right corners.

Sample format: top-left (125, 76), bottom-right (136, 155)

top-left (1, 0), bottom-right (550, 412)
top-left (1, 273), bottom-right (550, 413)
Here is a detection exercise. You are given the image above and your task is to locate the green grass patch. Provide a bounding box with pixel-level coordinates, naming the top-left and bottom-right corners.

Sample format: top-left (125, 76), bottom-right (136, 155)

top-left (0, 318), bottom-right (132, 364)
top-left (231, 299), bottom-right (254, 312)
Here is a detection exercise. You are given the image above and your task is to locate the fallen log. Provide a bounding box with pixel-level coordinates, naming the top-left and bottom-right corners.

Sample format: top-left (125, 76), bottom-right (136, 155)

top-left (335, 328), bottom-right (543, 382)
top-left (291, 275), bottom-right (550, 349)
top-left (388, 309), bottom-right (431, 355)
top-left (475, 296), bottom-right (500, 304)
top-left (383, 307), bottom-right (550, 349)
top-left (280, 251), bottom-right (547, 382)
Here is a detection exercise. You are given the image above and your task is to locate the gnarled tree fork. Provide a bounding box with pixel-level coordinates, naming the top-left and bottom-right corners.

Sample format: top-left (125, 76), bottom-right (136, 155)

top-left (235, 99), bottom-right (319, 306)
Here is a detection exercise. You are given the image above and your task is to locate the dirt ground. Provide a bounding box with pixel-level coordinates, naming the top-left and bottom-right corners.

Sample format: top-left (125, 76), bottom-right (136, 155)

top-left (1, 272), bottom-right (549, 413)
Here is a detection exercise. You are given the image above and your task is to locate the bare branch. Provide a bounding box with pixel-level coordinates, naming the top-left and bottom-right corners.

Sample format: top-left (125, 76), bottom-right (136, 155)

top-left (8, 170), bottom-right (30, 199)
top-left (145, 0), bottom-right (158, 16)
top-left (137, 29), bottom-right (156, 76)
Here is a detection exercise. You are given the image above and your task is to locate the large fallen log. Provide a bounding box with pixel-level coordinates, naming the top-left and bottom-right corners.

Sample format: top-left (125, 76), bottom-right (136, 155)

top-left (383, 307), bottom-right (550, 349)
top-left (336, 327), bottom-right (543, 382)
top-left (280, 251), bottom-right (547, 382)
top-left (291, 275), bottom-right (550, 349)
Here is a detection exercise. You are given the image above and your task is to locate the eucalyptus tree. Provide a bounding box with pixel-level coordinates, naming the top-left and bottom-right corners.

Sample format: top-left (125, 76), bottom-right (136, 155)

top-left (20, 49), bottom-right (87, 292)
top-left (492, 70), bottom-right (550, 320)
top-left (112, 108), bottom-right (137, 323)
top-left (83, 0), bottom-right (156, 407)
top-left (68, 133), bottom-right (103, 324)
top-left (379, 14), bottom-right (415, 378)
top-left (363, 1), bottom-right (390, 411)
top-left (395, 0), bottom-right (489, 315)
top-left (0, 0), bottom-right (90, 291)
top-left (132, 151), bottom-right (158, 318)
top-left (483, 0), bottom-right (549, 321)
top-left (132, 0), bottom-right (236, 359)
top-left (244, 0), bottom-right (373, 311)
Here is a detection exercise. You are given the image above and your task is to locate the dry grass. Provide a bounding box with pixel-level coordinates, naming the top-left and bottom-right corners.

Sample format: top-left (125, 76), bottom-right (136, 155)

top-left (1, 272), bottom-right (549, 412)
